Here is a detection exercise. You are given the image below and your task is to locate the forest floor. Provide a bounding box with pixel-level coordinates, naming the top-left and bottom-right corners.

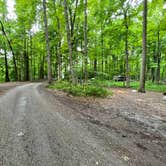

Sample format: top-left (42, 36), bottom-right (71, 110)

top-left (0, 83), bottom-right (166, 166)
top-left (47, 87), bottom-right (166, 166)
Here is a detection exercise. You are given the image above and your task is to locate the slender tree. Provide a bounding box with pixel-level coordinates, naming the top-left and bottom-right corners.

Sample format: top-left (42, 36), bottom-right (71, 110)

top-left (54, 1), bottom-right (62, 80)
top-left (68, 0), bottom-right (78, 50)
top-left (63, 0), bottom-right (75, 83)
top-left (138, 0), bottom-right (147, 93)
top-left (156, 27), bottom-right (161, 84)
top-left (23, 37), bottom-right (29, 81)
top-left (84, 0), bottom-right (88, 82)
top-left (124, 9), bottom-right (130, 88)
top-left (43, 0), bottom-right (52, 83)
top-left (4, 44), bottom-right (10, 82)
top-left (0, 20), bottom-right (18, 81)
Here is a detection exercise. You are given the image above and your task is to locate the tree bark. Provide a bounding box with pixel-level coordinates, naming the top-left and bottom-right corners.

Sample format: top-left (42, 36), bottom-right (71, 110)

top-left (138, 0), bottom-right (147, 93)
top-left (101, 25), bottom-right (104, 73)
top-left (39, 55), bottom-right (44, 80)
top-left (33, 55), bottom-right (36, 80)
top-left (84, 0), bottom-right (88, 82)
top-left (151, 47), bottom-right (156, 83)
top-left (156, 28), bottom-right (160, 84)
top-left (68, 0), bottom-right (78, 50)
top-left (23, 38), bottom-right (29, 81)
top-left (124, 11), bottom-right (130, 87)
top-left (30, 35), bottom-right (33, 81)
top-left (4, 46), bottom-right (10, 82)
top-left (43, 0), bottom-right (52, 83)
top-left (63, 0), bottom-right (75, 83)
top-left (0, 20), bottom-right (18, 81)
top-left (54, 1), bottom-right (62, 80)
top-left (94, 58), bottom-right (97, 76)
top-left (57, 16), bottom-right (62, 80)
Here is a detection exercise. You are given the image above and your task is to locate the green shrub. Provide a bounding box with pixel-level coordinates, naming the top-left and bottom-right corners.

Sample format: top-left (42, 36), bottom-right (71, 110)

top-left (85, 85), bottom-right (110, 97)
top-left (48, 81), bottom-right (111, 97)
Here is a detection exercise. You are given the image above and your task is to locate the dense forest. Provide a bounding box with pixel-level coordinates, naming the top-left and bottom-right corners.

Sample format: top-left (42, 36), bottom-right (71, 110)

top-left (0, 0), bottom-right (166, 91)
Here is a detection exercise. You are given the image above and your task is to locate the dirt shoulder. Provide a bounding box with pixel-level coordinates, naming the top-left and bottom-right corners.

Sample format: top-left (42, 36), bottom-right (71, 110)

top-left (45, 87), bottom-right (166, 166)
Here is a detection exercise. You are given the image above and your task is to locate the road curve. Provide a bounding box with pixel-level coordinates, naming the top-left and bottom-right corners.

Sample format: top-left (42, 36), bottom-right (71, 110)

top-left (0, 83), bottom-right (126, 166)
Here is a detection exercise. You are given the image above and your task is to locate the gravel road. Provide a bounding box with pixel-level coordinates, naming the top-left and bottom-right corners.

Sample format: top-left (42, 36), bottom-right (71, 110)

top-left (0, 83), bottom-right (127, 166)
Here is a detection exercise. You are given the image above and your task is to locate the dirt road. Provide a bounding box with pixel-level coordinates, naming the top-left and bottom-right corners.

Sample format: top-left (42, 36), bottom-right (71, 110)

top-left (0, 83), bottom-right (126, 166)
top-left (0, 83), bottom-right (166, 166)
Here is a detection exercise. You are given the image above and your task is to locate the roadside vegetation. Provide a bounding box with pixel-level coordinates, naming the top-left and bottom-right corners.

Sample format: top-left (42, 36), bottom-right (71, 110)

top-left (90, 79), bottom-right (166, 93)
top-left (48, 81), bottom-right (112, 97)
top-left (48, 78), bottom-right (166, 97)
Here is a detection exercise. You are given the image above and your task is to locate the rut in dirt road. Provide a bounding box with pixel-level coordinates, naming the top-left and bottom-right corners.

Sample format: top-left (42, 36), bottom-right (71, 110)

top-left (0, 83), bottom-right (126, 166)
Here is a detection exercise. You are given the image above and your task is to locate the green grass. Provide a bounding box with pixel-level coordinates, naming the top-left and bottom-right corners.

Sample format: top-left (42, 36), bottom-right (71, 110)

top-left (48, 81), bottom-right (112, 97)
top-left (90, 79), bottom-right (166, 93)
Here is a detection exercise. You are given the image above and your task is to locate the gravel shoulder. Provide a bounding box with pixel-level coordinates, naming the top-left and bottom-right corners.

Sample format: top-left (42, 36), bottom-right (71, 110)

top-left (45, 86), bottom-right (166, 166)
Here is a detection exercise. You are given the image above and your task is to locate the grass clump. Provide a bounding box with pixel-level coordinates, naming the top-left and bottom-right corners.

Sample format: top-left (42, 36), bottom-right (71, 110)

top-left (89, 78), bottom-right (166, 93)
top-left (48, 81), bottom-right (111, 97)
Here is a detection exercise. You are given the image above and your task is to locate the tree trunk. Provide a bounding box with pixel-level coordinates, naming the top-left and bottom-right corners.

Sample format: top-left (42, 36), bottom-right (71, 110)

top-left (39, 55), bottom-right (44, 80)
top-left (43, 0), bottom-right (52, 84)
top-left (33, 55), bottom-right (36, 80)
top-left (0, 20), bottom-right (18, 81)
top-left (30, 35), bottom-right (33, 81)
top-left (138, 0), bottom-right (147, 93)
top-left (24, 38), bottom-right (29, 81)
top-left (84, 0), bottom-right (88, 82)
top-left (156, 28), bottom-right (160, 84)
top-left (124, 12), bottom-right (130, 87)
top-left (63, 0), bottom-right (75, 83)
top-left (68, 0), bottom-right (78, 51)
top-left (54, 1), bottom-right (62, 80)
top-left (151, 48), bottom-right (156, 83)
top-left (57, 17), bottom-right (62, 80)
top-left (101, 29), bottom-right (104, 73)
top-left (57, 41), bottom-right (62, 80)
top-left (4, 46), bottom-right (10, 82)
top-left (93, 37), bottom-right (97, 77)
top-left (94, 58), bottom-right (97, 77)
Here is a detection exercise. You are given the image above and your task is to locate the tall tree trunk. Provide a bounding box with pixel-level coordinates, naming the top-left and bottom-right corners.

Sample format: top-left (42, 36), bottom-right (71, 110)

top-left (17, 53), bottom-right (21, 81)
top-left (30, 35), bottom-right (33, 81)
top-left (101, 28), bottom-right (104, 73)
top-left (63, 0), bottom-right (75, 83)
top-left (105, 55), bottom-right (108, 73)
top-left (57, 17), bottom-right (62, 80)
top-left (39, 55), bottom-right (44, 80)
top-left (33, 55), bottom-right (36, 80)
top-left (57, 41), bottom-right (62, 80)
top-left (24, 38), bottom-right (29, 81)
top-left (68, 0), bottom-right (78, 50)
top-left (156, 28), bottom-right (160, 84)
top-left (151, 48), bottom-right (156, 83)
top-left (0, 20), bottom-right (18, 81)
top-left (138, 0), bottom-right (147, 93)
top-left (94, 58), bottom-right (97, 77)
top-left (94, 37), bottom-right (97, 76)
top-left (54, 1), bottom-right (62, 80)
top-left (124, 12), bottom-right (130, 87)
top-left (4, 46), bottom-right (10, 82)
top-left (43, 0), bottom-right (52, 83)
top-left (84, 0), bottom-right (88, 82)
